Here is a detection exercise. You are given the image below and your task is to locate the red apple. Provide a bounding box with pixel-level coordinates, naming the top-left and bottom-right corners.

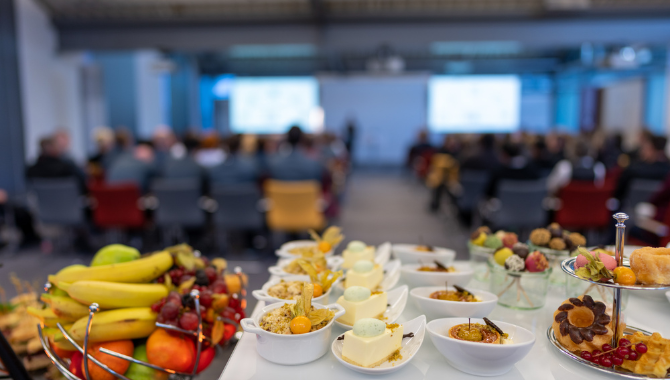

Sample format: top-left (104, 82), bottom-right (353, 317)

top-left (185, 341), bottom-right (215, 374)
top-left (69, 351), bottom-right (84, 379)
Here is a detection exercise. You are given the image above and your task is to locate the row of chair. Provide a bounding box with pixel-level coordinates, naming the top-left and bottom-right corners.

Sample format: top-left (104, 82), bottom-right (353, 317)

top-left (28, 178), bottom-right (328, 250)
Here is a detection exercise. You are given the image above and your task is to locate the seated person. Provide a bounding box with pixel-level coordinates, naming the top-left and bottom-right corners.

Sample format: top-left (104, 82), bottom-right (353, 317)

top-left (614, 135), bottom-right (670, 203)
top-left (26, 136), bottom-right (87, 193)
top-left (486, 142), bottom-right (541, 197)
top-left (546, 139), bottom-right (606, 194)
top-left (208, 134), bottom-right (259, 186)
top-left (267, 126), bottom-right (325, 182)
top-left (460, 134), bottom-right (499, 173)
top-left (406, 129), bottom-right (433, 168)
top-left (106, 141), bottom-right (157, 193)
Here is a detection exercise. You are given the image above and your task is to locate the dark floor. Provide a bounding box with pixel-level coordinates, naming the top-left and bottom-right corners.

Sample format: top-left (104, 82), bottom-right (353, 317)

top-left (0, 169), bottom-right (470, 378)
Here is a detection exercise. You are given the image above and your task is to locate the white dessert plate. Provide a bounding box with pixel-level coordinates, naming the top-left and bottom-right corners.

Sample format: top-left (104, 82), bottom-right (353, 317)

top-left (392, 244), bottom-right (456, 265)
top-left (331, 314), bottom-right (426, 375)
top-left (335, 259), bottom-right (402, 292)
top-left (400, 262), bottom-right (474, 287)
top-left (375, 242), bottom-right (392, 266)
top-left (269, 256), bottom-right (344, 277)
top-left (252, 275), bottom-right (342, 305)
top-left (334, 285), bottom-right (409, 330)
top-left (426, 317), bottom-right (535, 376)
top-left (666, 290), bottom-right (670, 305)
top-left (410, 286), bottom-right (497, 319)
top-left (275, 240), bottom-right (337, 259)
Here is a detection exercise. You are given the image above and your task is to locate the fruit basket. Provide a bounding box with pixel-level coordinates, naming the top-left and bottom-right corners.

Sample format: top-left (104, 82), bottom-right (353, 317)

top-left (548, 213), bottom-right (670, 379)
top-left (32, 243), bottom-right (247, 380)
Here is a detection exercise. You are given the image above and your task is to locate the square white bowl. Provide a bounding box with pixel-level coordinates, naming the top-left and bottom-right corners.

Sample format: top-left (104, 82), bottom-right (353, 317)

top-left (426, 317), bottom-right (535, 376)
top-left (275, 240), bottom-right (337, 259)
top-left (331, 314), bottom-right (426, 375)
top-left (252, 275), bottom-right (342, 305)
top-left (410, 286), bottom-right (497, 319)
top-left (400, 262), bottom-right (474, 288)
top-left (269, 256), bottom-right (344, 277)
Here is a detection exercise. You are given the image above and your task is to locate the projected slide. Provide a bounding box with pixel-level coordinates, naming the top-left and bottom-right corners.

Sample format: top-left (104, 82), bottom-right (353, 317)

top-left (428, 75), bottom-right (521, 133)
top-left (230, 77), bottom-right (319, 134)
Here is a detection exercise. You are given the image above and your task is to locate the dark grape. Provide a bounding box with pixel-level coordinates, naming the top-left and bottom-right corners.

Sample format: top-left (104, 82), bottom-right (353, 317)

top-left (151, 298), bottom-right (166, 313)
top-left (229, 297), bottom-right (240, 309)
top-left (200, 290), bottom-right (213, 307)
top-left (161, 302), bottom-right (180, 320)
top-left (179, 274), bottom-right (194, 284)
top-left (195, 269), bottom-right (210, 286)
top-left (156, 314), bottom-right (166, 323)
top-left (205, 267), bottom-right (217, 284)
top-left (182, 294), bottom-right (194, 308)
top-left (167, 291), bottom-right (182, 306)
top-left (628, 351), bottom-right (638, 360)
top-left (635, 343), bottom-right (647, 354)
top-left (179, 312), bottom-right (199, 331)
top-left (211, 280), bottom-right (227, 294)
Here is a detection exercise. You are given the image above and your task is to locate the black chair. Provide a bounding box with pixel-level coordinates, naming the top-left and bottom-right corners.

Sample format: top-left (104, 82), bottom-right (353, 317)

top-left (151, 178), bottom-right (207, 246)
top-left (484, 179), bottom-right (548, 231)
top-left (454, 170), bottom-right (490, 214)
top-left (210, 183), bottom-right (266, 252)
top-left (624, 179), bottom-right (663, 211)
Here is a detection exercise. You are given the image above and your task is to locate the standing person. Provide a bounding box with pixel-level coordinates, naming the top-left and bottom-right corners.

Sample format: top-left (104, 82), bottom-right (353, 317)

top-left (343, 120), bottom-right (356, 157)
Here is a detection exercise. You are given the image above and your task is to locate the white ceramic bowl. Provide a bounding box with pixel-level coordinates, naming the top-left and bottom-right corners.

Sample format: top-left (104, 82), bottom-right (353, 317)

top-left (426, 318), bottom-right (535, 376)
top-left (275, 240), bottom-right (337, 259)
top-left (400, 262), bottom-right (474, 287)
top-left (665, 290), bottom-right (670, 305)
top-left (240, 301), bottom-right (345, 365)
top-left (269, 256), bottom-right (344, 277)
top-left (334, 285), bottom-right (409, 330)
top-left (252, 275), bottom-right (342, 305)
top-left (410, 286), bottom-right (497, 319)
top-left (335, 259), bottom-right (402, 292)
top-left (374, 242), bottom-right (392, 266)
top-left (331, 315), bottom-right (427, 375)
top-left (392, 244), bottom-right (456, 265)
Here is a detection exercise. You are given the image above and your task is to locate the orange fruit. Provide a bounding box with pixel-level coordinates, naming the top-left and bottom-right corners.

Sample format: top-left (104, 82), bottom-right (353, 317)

top-left (613, 267), bottom-right (636, 285)
top-left (82, 340), bottom-right (134, 380)
top-left (290, 316), bottom-right (311, 334)
top-left (312, 283), bottom-right (323, 297)
top-left (318, 241), bottom-right (332, 253)
top-left (146, 328), bottom-right (194, 372)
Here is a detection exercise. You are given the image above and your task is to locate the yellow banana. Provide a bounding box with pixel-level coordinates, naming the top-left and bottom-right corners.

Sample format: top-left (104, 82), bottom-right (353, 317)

top-left (56, 264), bottom-right (88, 276)
top-left (63, 307), bottom-right (157, 343)
top-left (27, 306), bottom-right (77, 327)
top-left (58, 281), bottom-right (168, 309)
top-left (40, 294), bottom-right (90, 320)
top-left (49, 251), bottom-right (173, 286)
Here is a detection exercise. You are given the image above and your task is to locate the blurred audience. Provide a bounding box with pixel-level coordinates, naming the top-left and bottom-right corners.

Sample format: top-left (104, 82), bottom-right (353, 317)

top-left (196, 133), bottom-right (226, 168)
top-left (546, 138), bottom-right (606, 194)
top-left (162, 134), bottom-right (206, 187)
top-left (486, 142), bottom-right (541, 197)
top-left (27, 136), bottom-right (87, 192)
top-left (406, 130), bottom-right (433, 168)
top-left (460, 134), bottom-right (499, 173)
top-left (614, 135), bottom-right (670, 202)
top-left (106, 141), bottom-right (157, 192)
top-left (208, 134), bottom-right (259, 185)
top-left (267, 126), bottom-right (325, 182)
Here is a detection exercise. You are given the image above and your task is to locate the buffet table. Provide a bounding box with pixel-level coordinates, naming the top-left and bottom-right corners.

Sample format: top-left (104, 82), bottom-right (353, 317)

top-left (219, 261), bottom-right (670, 380)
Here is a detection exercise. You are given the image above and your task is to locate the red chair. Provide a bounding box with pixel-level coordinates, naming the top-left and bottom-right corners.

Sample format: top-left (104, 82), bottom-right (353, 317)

top-left (89, 183), bottom-right (146, 229)
top-left (554, 181), bottom-right (615, 229)
top-left (414, 149), bottom-right (436, 179)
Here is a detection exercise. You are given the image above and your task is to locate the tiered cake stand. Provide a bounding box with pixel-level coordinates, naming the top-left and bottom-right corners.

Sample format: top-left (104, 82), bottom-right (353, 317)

top-left (547, 213), bottom-right (670, 378)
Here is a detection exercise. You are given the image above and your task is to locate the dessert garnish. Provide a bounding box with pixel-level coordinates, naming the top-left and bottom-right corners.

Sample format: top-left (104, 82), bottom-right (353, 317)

top-left (415, 245), bottom-right (434, 252)
top-left (259, 283), bottom-right (335, 335)
top-left (619, 332), bottom-right (670, 377)
top-left (417, 260), bottom-right (456, 272)
top-left (578, 336), bottom-right (649, 370)
top-left (429, 283), bottom-right (480, 302)
top-left (283, 255), bottom-right (328, 275)
top-left (402, 332), bottom-right (414, 339)
top-left (307, 225), bottom-right (344, 254)
top-left (574, 247), bottom-right (615, 283)
top-left (612, 267), bottom-right (636, 285)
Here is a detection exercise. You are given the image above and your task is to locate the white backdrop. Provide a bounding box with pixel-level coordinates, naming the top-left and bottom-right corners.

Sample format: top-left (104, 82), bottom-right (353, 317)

top-left (321, 74), bottom-right (429, 165)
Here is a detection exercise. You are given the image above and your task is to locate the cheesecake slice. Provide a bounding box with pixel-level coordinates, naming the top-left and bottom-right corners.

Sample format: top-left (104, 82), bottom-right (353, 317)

top-left (342, 241), bottom-right (376, 269)
top-left (337, 290), bottom-right (387, 326)
top-left (345, 262), bottom-right (383, 290)
top-left (342, 320), bottom-right (403, 368)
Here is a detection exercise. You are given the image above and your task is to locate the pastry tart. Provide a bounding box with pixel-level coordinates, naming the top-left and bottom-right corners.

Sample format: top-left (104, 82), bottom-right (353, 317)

top-left (629, 247), bottom-right (670, 285)
top-left (551, 295), bottom-right (623, 352)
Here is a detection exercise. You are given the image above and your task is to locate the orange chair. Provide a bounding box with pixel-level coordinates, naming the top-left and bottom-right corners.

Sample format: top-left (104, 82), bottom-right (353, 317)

top-left (263, 180), bottom-right (325, 232)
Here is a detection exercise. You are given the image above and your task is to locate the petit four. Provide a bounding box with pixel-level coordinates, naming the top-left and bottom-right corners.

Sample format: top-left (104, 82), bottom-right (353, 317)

top-left (341, 318), bottom-right (403, 368)
top-left (629, 247), bottom-right (670, 285)
top-left (336, 286), bottom-right (387, 326)
top-left (342, 241), bottom-right (376, 269)
top-left (529, 223), bottom-right (586, 253)
top-left (345, 260), bottom-right (383, 290)
top-left (551, 295), bottom-right (620, 352)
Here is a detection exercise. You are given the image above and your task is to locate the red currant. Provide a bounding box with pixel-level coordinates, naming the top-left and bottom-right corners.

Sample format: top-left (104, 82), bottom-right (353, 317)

top-left (615, 347), bottom-right (630, 359)
top-left (600, 357), bottom-right (613, 367)
top-left (612, 356), bottom-right (623, 366)
top-left (628, 351), bottom-right (638, 360)
top-left (580, 351), bottom-right (592, 361)
top-left (635, 343), bottom-right (647, 354)
top-left (179, 311), bottom-right (199, 331)
top-left (592, 350), bottom-right (601, 356)
top-left (602, 344), bottom-right (612, 352)
top-left (619, 338), bottom-right (631, 347)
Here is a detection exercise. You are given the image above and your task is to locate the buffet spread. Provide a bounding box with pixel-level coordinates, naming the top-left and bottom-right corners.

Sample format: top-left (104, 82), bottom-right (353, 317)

top-left (223, 216), bottom-right (670, 380)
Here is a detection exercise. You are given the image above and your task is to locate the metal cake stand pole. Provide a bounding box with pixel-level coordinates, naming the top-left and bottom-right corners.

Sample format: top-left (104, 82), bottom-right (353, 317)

top-left (612, 212), bottom-right (629, 349)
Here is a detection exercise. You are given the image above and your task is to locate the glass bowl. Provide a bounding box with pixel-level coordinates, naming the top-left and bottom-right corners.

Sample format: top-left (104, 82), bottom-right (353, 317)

top-left (468, 241), bottom-right (495, 283)
top-left (488, 258), bottom-right (551, 310)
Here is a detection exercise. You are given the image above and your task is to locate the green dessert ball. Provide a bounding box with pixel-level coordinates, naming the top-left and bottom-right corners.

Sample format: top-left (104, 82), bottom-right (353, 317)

top-left (347, 240), bottom-right (366, 252)
top-left (353, 318), bottom-right (386, 338)
top-left (484, 235), bottom-right (503, 250)
top-left (352, 260), bottom-right (374, 273)
top-left (343, 286), bottom-right (371, 302)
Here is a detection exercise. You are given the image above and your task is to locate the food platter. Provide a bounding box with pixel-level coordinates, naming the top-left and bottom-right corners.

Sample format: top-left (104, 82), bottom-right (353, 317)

top-left (547, 326), bottom-right (667, 379)
top-left (561, 257), bottom-right (670, 291)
